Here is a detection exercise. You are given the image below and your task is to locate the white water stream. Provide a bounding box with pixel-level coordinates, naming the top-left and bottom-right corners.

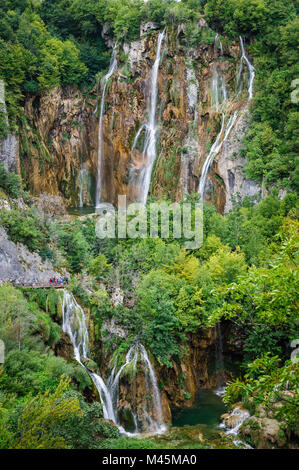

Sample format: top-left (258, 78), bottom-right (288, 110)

top-left (129, 31), bottom-right (166, 205)
top-left (198, 35), bottom-right (255, 200)
top-left (238, 36), bottom-right (255, 100)
top-left (60, 290), bottom-right (165, 434)
top-left (96, 46), bottom-right (118, 208)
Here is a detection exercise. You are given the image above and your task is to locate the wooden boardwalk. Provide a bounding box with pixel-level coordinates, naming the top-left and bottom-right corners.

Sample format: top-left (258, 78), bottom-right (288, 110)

top-left (30, 284), bottom-right (66, 289)
top-left (13, 283), bottom-right (67, 289)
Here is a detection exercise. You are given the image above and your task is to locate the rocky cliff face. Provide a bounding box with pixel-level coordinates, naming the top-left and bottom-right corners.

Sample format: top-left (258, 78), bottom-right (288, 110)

top-left (215, 107), bottom-right (260, 212)
top-left (19, 23), bottom-right (260, 212)
top-left (0, 225), bottom-right (64, 285)
top-left (0, 81), bottom-right (19, 173)
top-left (20, 86), bottom-right (98, 206)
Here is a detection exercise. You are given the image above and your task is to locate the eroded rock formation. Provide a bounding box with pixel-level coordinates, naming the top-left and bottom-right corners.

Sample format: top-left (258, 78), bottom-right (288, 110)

top-left (19, 25), bottom-right (260, 212)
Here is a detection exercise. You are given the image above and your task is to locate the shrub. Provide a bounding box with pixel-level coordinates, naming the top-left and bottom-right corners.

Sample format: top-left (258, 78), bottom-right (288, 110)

top-left (0, 164), bottom-right (22, 198)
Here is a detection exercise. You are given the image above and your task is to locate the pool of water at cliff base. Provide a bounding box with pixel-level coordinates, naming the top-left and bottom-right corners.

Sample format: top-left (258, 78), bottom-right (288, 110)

top-left (172, 390), bottom-right (227, 428)
top-left (67, 206), bottom-right (96, 216)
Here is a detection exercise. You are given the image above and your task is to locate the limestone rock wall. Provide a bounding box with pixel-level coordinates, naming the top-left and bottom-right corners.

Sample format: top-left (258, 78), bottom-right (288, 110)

top-left (0, 226), bottom-right (65, 284)
top-left (0, 81), bottom-right (19, 173)
top-left (21, 86), bottom-right (98, 206)
top-left (216, 107), bottom-right (260, 212)
top-left (19, 26), bottom-right (260, 212)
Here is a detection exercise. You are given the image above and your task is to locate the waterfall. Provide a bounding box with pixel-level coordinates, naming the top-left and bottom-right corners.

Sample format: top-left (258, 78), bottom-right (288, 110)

top-left (212, 66), bottom-right (220, 112)
top-left (107, 342), bottom-right (166, 434)
top-left (79, 166), bottom-right (89, 207)
top-left (214, 33), bottom-right (223, 56)
top-left (219, 405), bottom-right (252, 448)
top-left (95, 46), bottom-right (118, 208)
top-left (199, 112), bottom-right (238, 199)
top-left (215, 322), bottom-right (225, 395)
top-left (61, 290), bottom-right (89, 362)
top-left (238, 37), bottom-right (255, 100)
top-left (129, 30), bottom-right (166, 205)
top-left (60, 290), bottom-right (165, 434)
top-left (79, 167), bottom-right (85, 208)
top-left (198, 34), bottom-right (255, 200)
top-left (212, 67), bottom-right (227, 112)
top-left (186, 67), bottom-right (199, 114)
top-left (180, 66), bottom-right (200, 196)
top-left (139, 344), bottom-right (165, 433)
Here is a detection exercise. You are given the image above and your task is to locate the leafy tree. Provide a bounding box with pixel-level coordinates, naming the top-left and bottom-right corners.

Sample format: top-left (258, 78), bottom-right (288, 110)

top-left (137, 270), bottom-right (183, 366)
top-left (53, 390), bottom-right (120, 448)
top-left (2, 378), bottom-right (82, 449)
top-left (0, 209), bottom-right (47, 252)
top-left (224, 355), bottom-right (299, 438)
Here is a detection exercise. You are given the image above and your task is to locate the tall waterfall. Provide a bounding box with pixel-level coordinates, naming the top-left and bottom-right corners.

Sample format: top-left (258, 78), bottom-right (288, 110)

top-left (198, 34), bottom-right (255, 200)
top-left (129, 30), bottom-right (166, 205)
top-left (61, 290), bottom-right (89, 362)
top-left (238, 36), bottom-right (255, 100)
top-left (107, 343), bottom-right (166, 434)
top-left (180, 66), bottom-right (200, 196)
top-left (78, 166), bottom-right (92, 207)
top-left (96, 46), bottom-right (118, 208)
top-left (61, 290), bottom-right (117, 424)
top-left (198, 112), bottom-right (238, 198)
top-left (214, 33), bottom-right (223, 56)
top-left (60, 290), bottom-right (165, 434)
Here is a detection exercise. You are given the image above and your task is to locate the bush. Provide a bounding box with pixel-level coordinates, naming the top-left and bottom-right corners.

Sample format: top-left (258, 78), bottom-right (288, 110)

top-left (0, 164), bottom-right (22, 198)
top-left (0, 209), bottom-right (47, 252)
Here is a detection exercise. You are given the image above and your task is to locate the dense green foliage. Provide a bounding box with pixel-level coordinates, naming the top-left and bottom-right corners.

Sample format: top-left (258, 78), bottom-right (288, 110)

top-left (0, 0), bottom-right (202, 129)
top-left (47, 194), bottom-right (298, 370)
top-left (224, 354), bottom-right (299, 440)
top-left (0, 283), bottom-right (122, 448)
top-left (0, 378), bottom-right (82, 449)
top-left (0, 163), bottom-right (22, 198)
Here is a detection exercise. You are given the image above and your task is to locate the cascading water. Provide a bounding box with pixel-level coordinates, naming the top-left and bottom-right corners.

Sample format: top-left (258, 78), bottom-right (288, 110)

top-left (60, 290), bottom-right (165, 434)
top-left (186, 67), bottom-right (199, 114)
top-left (139, 343), bottom-right (166, 433)
top-left (238, 37), bottom-right (255, 100)
top-left (61, 290), bottom-right (89, 362)
top-left (79, 166), bottom-right (91, 208)
top-left (96, 46), bottom-right (118, 208)
top-left (129, 30), bottom-right (166, 205)
top-left (60, 290), bottom-right (117, 424)
top-left (214, 33), bottom-right (223, 56)
top-left (199, 34), bottom-right (255, 200)
top-left (219, 406), bottom-right (252, 448)
top-left (215, 322), bottom-right (225, 396)
top-left (212, 67), bottom-right (220, 113)
top-left (199, 112), bottom-right (238, 199)
top-left (180, 65), bottom-right (200, 196)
